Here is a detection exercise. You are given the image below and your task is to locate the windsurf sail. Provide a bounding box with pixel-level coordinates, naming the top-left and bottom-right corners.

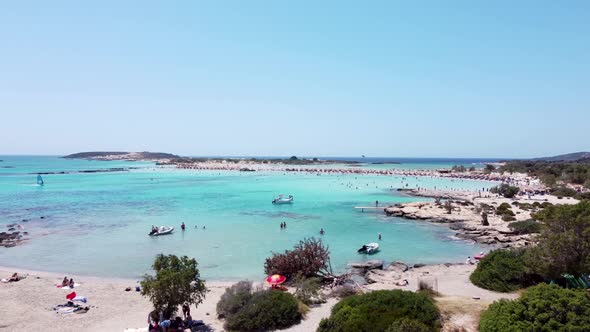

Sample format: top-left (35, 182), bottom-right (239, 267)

top-left (37, 174), bottom-right (44, 185)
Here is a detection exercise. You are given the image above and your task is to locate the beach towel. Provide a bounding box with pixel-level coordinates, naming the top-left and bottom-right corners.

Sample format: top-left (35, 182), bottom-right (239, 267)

top-left (72, 296), bottom-right (87, 303)
top-left (66, 291), bottom-right (76, 301)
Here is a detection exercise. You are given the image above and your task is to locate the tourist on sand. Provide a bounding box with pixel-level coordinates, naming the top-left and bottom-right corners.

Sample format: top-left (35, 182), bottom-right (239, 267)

top-left (68, 278), bottom-right (75, 288)
top-left (61, 276), bottom-right (69, 287)
top-left (182, 303), bottom-right (191, 320)
top-left (9, 273), bottom-right (20, 282)
top-left (396, 279), bottom-right (408, 286)
top-left (466, 256), bottom-right (473, 265)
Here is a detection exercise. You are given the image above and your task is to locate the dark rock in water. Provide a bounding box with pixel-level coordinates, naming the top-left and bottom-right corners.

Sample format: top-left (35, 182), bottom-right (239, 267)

top-left (40, 216), bottom-right (45, 219)
top-left (386, 261), bottom-right (409, 273)
top-left (0, 231), bottom-right (22, 247)
top-left (413, 263), bottom-right (426, 268)
top-left (7, 227), bottom-right (15, 231)
top-left (349, 260), bottom-right (384, 270)
top-left (21, 219), bottom-right (29, 222)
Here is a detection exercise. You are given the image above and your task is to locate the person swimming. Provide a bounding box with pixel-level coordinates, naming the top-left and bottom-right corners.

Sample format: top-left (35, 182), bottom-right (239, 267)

top-left (320, 228), bottom-right (325, 235)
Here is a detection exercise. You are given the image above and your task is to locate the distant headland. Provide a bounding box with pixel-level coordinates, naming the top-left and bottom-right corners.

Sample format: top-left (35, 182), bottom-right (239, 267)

top-left (63, 151), bottom-right (180, 161)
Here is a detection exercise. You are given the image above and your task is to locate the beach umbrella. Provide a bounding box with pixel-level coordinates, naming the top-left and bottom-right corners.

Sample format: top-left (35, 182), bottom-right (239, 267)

top-left (265, 274), bottom-right (286, 285)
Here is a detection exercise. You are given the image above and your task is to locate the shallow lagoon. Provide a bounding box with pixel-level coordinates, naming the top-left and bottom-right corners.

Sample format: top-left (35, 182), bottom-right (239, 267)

top-left (0, 156), bottom-right (493, 280)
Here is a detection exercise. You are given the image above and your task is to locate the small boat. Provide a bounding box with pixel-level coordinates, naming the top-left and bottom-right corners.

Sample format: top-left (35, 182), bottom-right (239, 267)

top-left (272, 194), bottom-right (294, 204)
top-left (357, 243), bottom-right (379, 254)
top-left (149, 226), bottom-right (174, 236)
top-left (37, 174), bottom-right (44, 186)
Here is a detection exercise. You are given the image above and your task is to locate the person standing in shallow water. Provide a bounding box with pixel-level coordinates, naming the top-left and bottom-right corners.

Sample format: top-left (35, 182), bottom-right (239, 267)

top-left (378, 233), bottom-right (382, 240)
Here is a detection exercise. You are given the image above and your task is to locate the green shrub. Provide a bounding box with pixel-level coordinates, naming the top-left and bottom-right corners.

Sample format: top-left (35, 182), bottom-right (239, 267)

top-left (318, 290), bottom-right (440, 332)
top-left (490, 184), bottom-right (520, 198)
top-left (328, 284), bottom-right (358, 298)
top-left (479, 283), bottom-right (590, 332)
top-left (525, 201), bottom-right (590, 279)
top-left (508, 219), bottom-right (543, 235)
top-left (552, 186), bottom-right (578, 198)
top-left (501, 215), bottom-right (516, 222)
top-left (216, 281), bottom-right (253, 319)
top-left (386, 318), bottom-right (432, 332)
top-left (225, 290), bottom-right (301, 331)
top-left (470, 249), bottom-right (530, 292)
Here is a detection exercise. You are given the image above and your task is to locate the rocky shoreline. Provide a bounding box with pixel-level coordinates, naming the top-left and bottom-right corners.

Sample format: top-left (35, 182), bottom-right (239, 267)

top-left (384, 189), bottom-right (579, 248)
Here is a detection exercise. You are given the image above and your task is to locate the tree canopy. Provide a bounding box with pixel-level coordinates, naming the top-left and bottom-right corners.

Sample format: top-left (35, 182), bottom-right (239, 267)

top-left (525, 201), bottom-right (590, 279)
top-left (141, 254), bottom-right (207, 317)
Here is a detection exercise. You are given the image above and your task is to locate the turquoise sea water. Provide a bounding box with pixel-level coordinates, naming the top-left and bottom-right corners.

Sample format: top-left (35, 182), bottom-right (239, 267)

top-left (0, 156), bottom-right (495, 281)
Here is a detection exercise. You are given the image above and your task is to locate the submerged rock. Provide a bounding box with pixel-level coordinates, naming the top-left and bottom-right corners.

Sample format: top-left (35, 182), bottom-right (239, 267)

top-left (349, 260), bottom-right (384, 270)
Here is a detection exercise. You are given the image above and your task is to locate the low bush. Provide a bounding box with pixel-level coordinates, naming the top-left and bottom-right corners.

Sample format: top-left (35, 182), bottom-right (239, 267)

top-left (318, 290), bottom-right (440, 332)
top-left (386, 318), bottom-right (432, 332)
top-left (508, 219), bottom-right (543, 235)
top-left (225, 290), bottom-right (302, 331)
top-left (328, 284), bottom-right (358, 298)
top-left (490, 184), bottom-right (520, 198)
top-left (551, 186), bottom-right (578, 198)
top-left (470, 249), bottom-right (533, 292)
top-left (501, 215), bottom-right (516, 222)
top-left (479, 283), bottom-right (590, 332)
top-left (216, 281), bottom-right (253, 319)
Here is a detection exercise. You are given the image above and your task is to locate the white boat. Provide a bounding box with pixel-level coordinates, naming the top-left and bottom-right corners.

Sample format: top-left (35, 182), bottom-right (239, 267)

top-left (149, 226), bottom-right (174, 236)
top-left (272, 194), bottom-right (293, 204)
top-left (357, 243), bottom-right (379, 254)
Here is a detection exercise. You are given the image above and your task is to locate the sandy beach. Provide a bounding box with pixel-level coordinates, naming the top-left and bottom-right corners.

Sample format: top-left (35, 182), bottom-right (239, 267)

top-left (0, 262), bottom-right (518, 332)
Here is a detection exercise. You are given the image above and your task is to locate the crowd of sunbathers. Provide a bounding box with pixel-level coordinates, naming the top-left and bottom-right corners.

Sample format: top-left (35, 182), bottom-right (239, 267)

top-left (147, 304), bottom-right (204, 332)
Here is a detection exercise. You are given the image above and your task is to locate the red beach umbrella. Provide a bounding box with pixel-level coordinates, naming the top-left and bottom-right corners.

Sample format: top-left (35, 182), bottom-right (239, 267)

top-left (266, 274), bottom-right (286, 285)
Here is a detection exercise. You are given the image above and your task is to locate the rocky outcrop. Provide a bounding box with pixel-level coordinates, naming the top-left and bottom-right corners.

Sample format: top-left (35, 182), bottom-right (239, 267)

top-left (0, 231), bottom-right (24, 248)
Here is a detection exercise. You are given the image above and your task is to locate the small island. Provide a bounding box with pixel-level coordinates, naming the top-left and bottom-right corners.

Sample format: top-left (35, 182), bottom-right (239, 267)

top-left (63, 151), bottom-right (180, 161)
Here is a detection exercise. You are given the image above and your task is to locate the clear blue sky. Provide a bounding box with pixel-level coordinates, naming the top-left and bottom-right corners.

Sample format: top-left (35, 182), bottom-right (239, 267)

top-left (1, 1), bottom-right (589, 158)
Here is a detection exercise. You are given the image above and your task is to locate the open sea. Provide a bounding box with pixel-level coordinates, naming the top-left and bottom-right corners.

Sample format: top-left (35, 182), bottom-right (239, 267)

top-left (0, 156), bottom-right (499, 281)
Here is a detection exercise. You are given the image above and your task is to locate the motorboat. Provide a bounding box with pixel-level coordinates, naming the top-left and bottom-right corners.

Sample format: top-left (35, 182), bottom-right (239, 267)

top-left (272, 194), bottom-right (294, 204)
top-left (149, 226), bottom-right (174, 236)
top-left (357, 243), bottom-right (379, 254)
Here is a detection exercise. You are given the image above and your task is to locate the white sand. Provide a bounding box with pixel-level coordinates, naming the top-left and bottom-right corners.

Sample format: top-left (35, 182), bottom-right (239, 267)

top-left (0, 266), bottom-right (336, 332)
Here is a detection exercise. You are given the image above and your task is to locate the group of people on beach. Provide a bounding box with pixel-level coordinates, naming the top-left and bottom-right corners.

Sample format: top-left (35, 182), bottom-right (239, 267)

top-left (61, 276), bottom-right (75, 288)
top-left (147, 304), bottom-right (203, 332)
